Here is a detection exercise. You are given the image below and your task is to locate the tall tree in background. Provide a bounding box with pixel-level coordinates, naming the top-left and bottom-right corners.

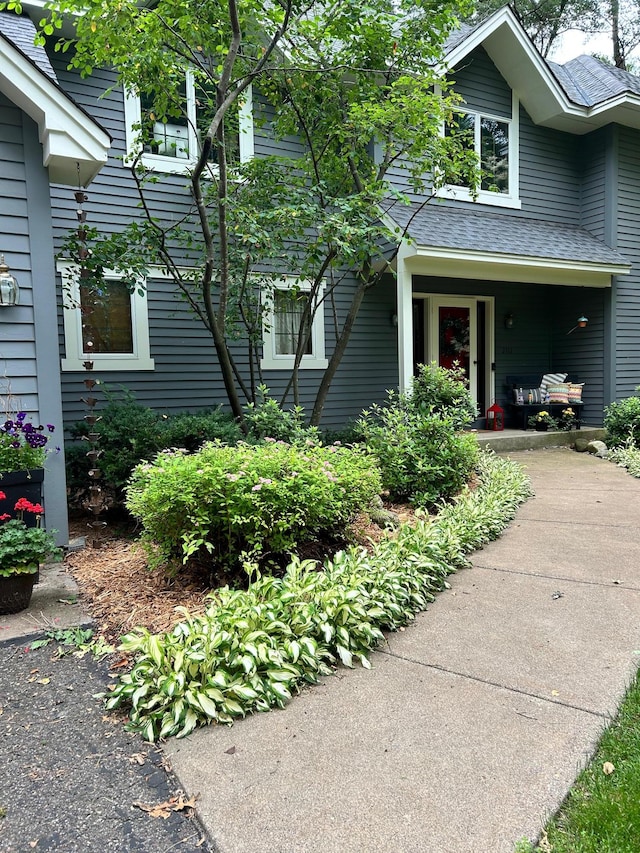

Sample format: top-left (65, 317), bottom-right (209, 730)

top-left (471, 0), bottom-right (640, 68)
top-left (4, 0), bottom-right (480, 426)
top-left (470, 0), bottom-right (598, 56)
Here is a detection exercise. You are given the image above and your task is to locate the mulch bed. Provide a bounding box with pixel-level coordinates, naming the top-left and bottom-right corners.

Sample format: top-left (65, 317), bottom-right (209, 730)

top-left (64, 506), bottom-right (416, 645)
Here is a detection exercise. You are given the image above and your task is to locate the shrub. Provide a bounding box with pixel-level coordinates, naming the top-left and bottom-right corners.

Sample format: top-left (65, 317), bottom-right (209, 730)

top-left (125, 440), bottom-right (382, 572)
top-left (159, 410), bottom-right (242, 451)
top-left (604, 390), bottom-right (640, 447)
top-left (357, 393), bottom-right (479, 507)
top-left (411, 362), bottom-right (478, 429)
top-left (243, 386), bottom-right (320, 445)
top-left (106, 452), bottom-right (532, 741)
top-left (66, 392), bottom-right (241, 502)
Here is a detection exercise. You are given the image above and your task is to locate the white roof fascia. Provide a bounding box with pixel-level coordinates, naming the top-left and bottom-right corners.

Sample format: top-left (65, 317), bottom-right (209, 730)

top-left (404, 244), bottom-right (630, 288)
top-left (0, 34), bottom-right (110, 185)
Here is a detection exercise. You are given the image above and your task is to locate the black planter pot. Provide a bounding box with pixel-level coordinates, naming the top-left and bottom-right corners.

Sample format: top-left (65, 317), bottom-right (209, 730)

top-left (0, 571), bottom-right (37, 615)
top-left (0, 469), bottom-right (44, 528)
top-left (534, 423), bottom-right (549, 432)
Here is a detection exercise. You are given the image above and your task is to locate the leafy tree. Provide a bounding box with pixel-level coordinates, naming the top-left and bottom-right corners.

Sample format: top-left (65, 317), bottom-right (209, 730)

top-left (7, 0), bottom-right (479, 426)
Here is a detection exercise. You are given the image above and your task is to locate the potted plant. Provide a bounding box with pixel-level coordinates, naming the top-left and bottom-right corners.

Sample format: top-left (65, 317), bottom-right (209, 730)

top-left (559, 407), bottom-right (579, 431)
top-left (527, 410), bottom-right (558, 432)
top-left (0, 493), bottom-right (60, 614)
top-left (0, 412), bottom-right (57, 526)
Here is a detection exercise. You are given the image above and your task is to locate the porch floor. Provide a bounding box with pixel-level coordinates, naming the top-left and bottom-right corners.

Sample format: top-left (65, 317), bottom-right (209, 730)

top-left (471, 425), bottom-right (606, 452)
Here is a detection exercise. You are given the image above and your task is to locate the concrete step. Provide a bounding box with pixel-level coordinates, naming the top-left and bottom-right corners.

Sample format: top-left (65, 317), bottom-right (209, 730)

top-left (472, 426), bottom-right (606, 452)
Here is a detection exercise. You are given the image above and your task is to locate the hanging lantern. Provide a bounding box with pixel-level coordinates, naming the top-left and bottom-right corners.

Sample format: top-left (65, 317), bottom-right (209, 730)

top-left (486, 402), bottom-right (505, 432)
top-left (0, 255), bottom-right (19, 306)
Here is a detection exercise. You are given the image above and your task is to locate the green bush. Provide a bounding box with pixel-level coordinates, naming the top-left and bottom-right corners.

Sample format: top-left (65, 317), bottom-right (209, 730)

top-left (604, 390), bottom-right (640, 447)
top-left (66, 393), bottom-right (241, 501)
top-left (357, 393), bottom-right (479, 507)
top-left (106, 452), bottom-right (532, 741)
top-left (159, 410), bottom-right (242, 451)
top-left (243, 386), bottom-right (320, 445)
top-left (411, 362), bottom-right (478, 429)
top-left (125, 440), bottom-right (382, 572)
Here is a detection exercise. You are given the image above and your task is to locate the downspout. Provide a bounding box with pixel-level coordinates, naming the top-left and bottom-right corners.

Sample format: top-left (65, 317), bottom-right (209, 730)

top-left (396, 240), bottom-right (413, 394)
top-left (603, 125), bottom-right (619, 406)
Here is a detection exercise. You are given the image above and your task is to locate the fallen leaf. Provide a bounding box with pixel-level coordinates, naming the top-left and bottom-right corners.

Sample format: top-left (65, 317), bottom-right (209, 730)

top-left (133, 793), bottom-right (199, 819)
top-left (224, 746), bottom-right (237, 755)
top-left (603, 761), bottom-right (615, 775)
top-left (37, 678), bottom-right (50, 685)
top-left (29, 842), bottom-right (38, 849)
top-left (129, 753), bottom-right (146, 766)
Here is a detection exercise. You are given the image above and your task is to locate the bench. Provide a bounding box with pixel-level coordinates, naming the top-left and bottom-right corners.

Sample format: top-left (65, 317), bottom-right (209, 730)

top-left (505, 374), bottom-right (584, 430)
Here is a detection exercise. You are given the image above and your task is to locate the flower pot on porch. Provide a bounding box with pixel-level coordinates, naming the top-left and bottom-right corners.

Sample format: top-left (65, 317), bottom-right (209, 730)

top-left (0, 469), bottom-right (44, 528)
top-left (0, 569), bottom-right (37, 615)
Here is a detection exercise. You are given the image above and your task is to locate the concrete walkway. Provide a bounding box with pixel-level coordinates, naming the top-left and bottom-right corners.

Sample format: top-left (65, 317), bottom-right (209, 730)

top-left (167, 448), bottom-right (640, 853)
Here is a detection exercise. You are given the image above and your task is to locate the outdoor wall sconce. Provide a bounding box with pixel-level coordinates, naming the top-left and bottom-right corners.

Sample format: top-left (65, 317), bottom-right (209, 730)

top-left (0, 255), bottom-right (19, 306)
top-left (504, 313), bottom-right (514, 330)
top-left (566, 315), bottom-right (589, 335)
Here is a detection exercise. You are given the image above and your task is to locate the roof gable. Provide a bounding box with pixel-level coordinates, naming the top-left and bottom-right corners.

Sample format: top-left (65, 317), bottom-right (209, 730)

top-left (445, 5), bottom-right (640, 134)
top-left (0, 12), bottom-right (110, 185)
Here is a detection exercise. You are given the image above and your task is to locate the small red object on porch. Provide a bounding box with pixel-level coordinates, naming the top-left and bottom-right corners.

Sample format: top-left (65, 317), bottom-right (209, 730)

top-left (485, 402), bottom-right (505, 431)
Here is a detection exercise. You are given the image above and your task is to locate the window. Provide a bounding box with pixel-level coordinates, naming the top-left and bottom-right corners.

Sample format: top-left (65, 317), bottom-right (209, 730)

top-left (59, 260), bottom-right (154, 371)
top-left (124, 76), bottom-right (254, 175)
top-left (261, 280), bottom-right (328, 370)
top-left (439, 93), bottom-right (520, 208)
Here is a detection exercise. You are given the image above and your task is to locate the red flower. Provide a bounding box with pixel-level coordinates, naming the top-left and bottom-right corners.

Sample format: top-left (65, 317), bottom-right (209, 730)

top-left (0, 513), bottom-right (10, 521)
top-left (0, 491), bottom-right (5, 501)
top-left (28, 503), bottom-right (44, 514)
top-left (14, 497), bottom-right (34, 512)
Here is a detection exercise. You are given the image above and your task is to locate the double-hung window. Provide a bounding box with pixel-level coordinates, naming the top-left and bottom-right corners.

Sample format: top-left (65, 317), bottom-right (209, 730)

top-left (59, 260), bottom-right (154, 371)
top-left (261, 279), bottom-right (328, 370)
top-left (439, 93), bottom-right (520, 208)
top-left (124, 76), bottom-right (254, 175)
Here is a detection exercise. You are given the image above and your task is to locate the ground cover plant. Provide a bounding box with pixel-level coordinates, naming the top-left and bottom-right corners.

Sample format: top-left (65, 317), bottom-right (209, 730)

top-left (357, 363), bottom-right (479, 507)
top-left (609, 442), bottom-right (640, 478)
top-left (515, 666), bottom-right (640, 852)
top-left (126, 440), bottom-right (382, 575)
top-left (106, 451), bottom-right (532, 742)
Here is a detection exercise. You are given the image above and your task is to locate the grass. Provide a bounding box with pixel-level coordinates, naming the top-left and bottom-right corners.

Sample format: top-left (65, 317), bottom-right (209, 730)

top-left (518, 665), bottom-right (640, 852)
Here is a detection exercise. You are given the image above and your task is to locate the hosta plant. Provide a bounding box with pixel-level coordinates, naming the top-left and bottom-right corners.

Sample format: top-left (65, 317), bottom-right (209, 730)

top-left (107, 452), bottom-right (532, 741)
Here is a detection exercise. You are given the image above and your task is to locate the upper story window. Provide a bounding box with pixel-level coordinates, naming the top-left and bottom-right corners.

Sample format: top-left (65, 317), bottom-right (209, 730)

top-left (439, 93), bottom-right (520, 209)
top-left (124, 75), bottom-right (254, 175)
top-left (58, 260), bottom-right (154, 372)
top-left (261, 279), bottom-right (328, 371)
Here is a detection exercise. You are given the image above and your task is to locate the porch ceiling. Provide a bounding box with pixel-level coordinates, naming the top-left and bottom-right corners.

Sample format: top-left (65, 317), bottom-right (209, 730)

top-left (388, 203), bottom-right (631, 287)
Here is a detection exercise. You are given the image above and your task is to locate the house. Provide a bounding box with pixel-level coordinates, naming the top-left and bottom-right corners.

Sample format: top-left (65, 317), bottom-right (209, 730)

top-left (1, 4), bottom-right (640, 543)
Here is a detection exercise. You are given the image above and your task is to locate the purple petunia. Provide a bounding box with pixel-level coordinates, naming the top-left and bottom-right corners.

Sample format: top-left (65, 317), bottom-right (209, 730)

top-left (46, 424), bottom-right (55, 432)
top-left (16, 412), bottom-right (26, 422)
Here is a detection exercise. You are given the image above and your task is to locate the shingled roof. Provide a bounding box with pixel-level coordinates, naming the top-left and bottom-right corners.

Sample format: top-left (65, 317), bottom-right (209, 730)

top-left (0, 12), bottom-right (57, 82)
top-left (548, 55), bottom-right (640, 108)
top-left (386, 203), bottom-right (630, 267)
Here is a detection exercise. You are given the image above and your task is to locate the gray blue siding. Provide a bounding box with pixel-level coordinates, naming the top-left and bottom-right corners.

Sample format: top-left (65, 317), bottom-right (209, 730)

top-left (0, 93), bottom-right (68, 542)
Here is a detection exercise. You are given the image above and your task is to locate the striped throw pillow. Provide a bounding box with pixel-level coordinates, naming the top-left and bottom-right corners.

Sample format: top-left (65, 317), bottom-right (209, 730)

top-left (540, 372), bottom-right (568, 396)
top-left (568, 383), bottom-right (584, 403)
top-left (547, 383), bottom-right (570, 404)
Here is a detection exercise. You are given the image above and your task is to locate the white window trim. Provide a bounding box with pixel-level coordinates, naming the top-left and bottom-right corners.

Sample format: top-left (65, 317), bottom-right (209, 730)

top-left (261, 279), bottom-right (328, 371)
top-left (437, 91), bottom-right (521, 209)
top-left (124, 78), bottom-right (254, 176)
top-left (58, 259), bottom-right (155, 372)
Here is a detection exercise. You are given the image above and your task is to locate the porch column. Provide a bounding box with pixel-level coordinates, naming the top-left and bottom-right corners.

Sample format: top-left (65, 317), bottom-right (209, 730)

top-left (396, 241), bottom-right (413, 394)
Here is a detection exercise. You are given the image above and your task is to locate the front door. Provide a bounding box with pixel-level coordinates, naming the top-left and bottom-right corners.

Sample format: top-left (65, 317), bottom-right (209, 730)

top-left (413, 295), bottom-right (493, 415)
